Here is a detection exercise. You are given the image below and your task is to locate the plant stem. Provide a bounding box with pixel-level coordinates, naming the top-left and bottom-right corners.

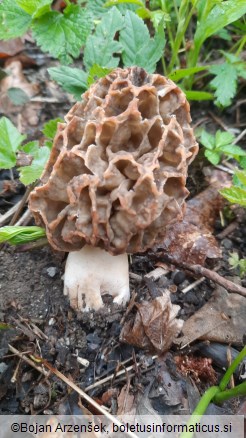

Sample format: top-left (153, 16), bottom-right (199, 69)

top-left (179, 386), bottom-right (220, 438)
top-left (219, 346), bottom-right (246, 391)
top-left (214, 381), bottom-right (246, 404)
top-left (168, 0), bottom-right (198, 74)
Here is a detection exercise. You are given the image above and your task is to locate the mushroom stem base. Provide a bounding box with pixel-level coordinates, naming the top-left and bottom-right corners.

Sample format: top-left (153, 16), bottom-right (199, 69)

top-left (64, 245), bottom-right (130, 311)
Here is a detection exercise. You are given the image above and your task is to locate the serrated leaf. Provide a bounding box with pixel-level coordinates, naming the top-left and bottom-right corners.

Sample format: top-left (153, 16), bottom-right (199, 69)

top-left (200, 130), bottom-right (215, 150)
top-left (0, 0), bottom-right (32, 40)
top-left (204, 150), bottom-right (221, 165)
top-left (85, 0), bottom-right (107, 20)
top-left (183, 90), bottom-right (214, 101)
top-left (120, 11), bottom-right (165, 73)
top-left (16, 0), bottom-right (52, 18)
top-left (7, 87), bottom-right (30, 105)
top-left (234, 170), bottom-right (246, 187)
top-left (32, 5), bottom-right (93, 63)
top-left (239, 157), bottom-right (246, 170)
top-left (0, 117), bottom-right (26, 169)
top-left (168, 66), bottom-right (209, 82)
top-left (220, 186), bottom-right (246, 206)
top-left (0, 226), bottom-right (46, 245)
top-left (194, 0), bottom-right (246, 49)
top-left (42, 118), bottom-right (63, 139)
top-left (215, 130), bottom-right (235, 147)
top-left (19, 146), bottom-right (50, 185)
top-left (87, 65), bottom-right (112, 87)
top-left (84, 7), bottom-right (124, 69)
top-left (105, 0), bottom-right (144, 6)
top-left (21, 141), bottom-right (39, 155)
top-left (48, 66), bottom-right (88, 100)
top-left (218, 144), bottom-right (246, 157)
top-left (209, 62), bottom-right (238, 107)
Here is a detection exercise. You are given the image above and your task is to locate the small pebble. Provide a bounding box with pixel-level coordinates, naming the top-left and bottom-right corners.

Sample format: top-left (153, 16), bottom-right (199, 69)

top-left (0, 362), bottom-right (8, 374)
top-left (46, 266), bottom-right (58, 278)
top-left (173, 270), bottom-right (186, 285)
top-left (222, 238), bottom-right (233, 249)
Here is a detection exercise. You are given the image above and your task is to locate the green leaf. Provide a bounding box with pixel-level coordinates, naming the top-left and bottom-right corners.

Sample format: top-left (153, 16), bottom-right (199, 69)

top-left (42, 118), bottom-right (63, 139)
top-left (85, 0), bottom-right (107, 20)
top-left (21, 141), bottom-right (39, 155)
top-left (16, 0), bottom-right (52, 18)
top-left (209, 62), bottom-right (238, 107)
top-left (218, 144), bottom-right (246, 157)
top-left (48, 66), bottom-right (88, 100)
top-left (7, 87), bottom-right (30, 105)
top-left (204, 149), bottom-right (221, 165)
top-left (87, 65), bottom-right (112, 87)
top-left (194, 0), bottom-right (246, 49)
top-left (220, 186), bottom-right (246, 207)
top-left (168, 66), bottom-right (209, 82)
top-left (32, 5), bottom-right (93, 63)
top-left (0, 0), bottom-right (32, 39)
top-left (239, 157), bottom-right (246, 170)
top-left (184, 90), bottom-right (214, 101)
top-left (234, 170), bottom-right (246, 187)
top-left (84, 7), bottom-right (124, 69)
top-left (104, 0), bottom-right (144, 6)
top-left (0, 117), bottom-right (26, 169)
top-left (0, 226), bottom-right (46, 245)
top-left (215, 130), bottom-right (235, 147)
top-left (120, 10), bottom-right (165, 73)
top-left (199, 130), bottom-right (215, 150)
top-left (18, 146), bottom-right (50, 185)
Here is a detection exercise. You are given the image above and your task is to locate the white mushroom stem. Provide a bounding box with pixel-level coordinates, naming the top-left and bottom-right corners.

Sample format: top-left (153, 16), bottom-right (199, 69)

top-left (64, 244), bottom-right (130, 311)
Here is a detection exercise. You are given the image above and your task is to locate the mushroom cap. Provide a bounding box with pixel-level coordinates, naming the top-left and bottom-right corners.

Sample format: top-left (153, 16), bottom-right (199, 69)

top-left (29, 67), bottom-right (198, 254)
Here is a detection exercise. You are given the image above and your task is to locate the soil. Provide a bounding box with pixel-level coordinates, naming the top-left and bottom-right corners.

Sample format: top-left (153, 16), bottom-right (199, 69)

top-left (0, 41), bottom-right (245, 419)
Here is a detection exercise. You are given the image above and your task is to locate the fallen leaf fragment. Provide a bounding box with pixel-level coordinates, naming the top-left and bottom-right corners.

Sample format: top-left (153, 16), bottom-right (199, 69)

top-left (1, 60), bottom-right (39, 99)
top-left (0, 38), bottom-right (24, 58)
top-left (120, 293), bottom-right (183, 354)
top-left (177, 286), bottom-right (246, 347)
top-left (154, 170), bottom-right (231, 265)
top-left (117, 385), bottom-right (136, 416)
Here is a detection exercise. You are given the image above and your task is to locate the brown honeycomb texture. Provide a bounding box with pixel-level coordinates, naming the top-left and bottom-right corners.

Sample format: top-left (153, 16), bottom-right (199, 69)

top-left (29, 67), bottom-right (198, 255)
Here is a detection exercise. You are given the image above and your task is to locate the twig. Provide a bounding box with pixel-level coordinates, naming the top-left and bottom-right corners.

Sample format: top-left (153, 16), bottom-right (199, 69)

top-left (233, 128), bottom-right (246, 145)
top-left (7, 345), bottom-right (139, 438)
top-left (8, 344), bottom-right (49, 377)
top-left (9, 184), bottom-right (35, 226)
top-left (181, 277), bottom-right (205, 294)
top-left (41, 360), bottom-right (139, 438)
top-left (215, 164), bottom-right (234, 175)
top-left (85, 355), bottom-right (158, 392)
top-left (157, 255), bottom-right (246, 297)
top-left (216, 221), bottom-right (239, 239)
top-left (0, 201), bottom-right (22, 227)
top-left (15, 208), bottom-right (32, 226)
top-left (208, 112), bottom-right (230, 132)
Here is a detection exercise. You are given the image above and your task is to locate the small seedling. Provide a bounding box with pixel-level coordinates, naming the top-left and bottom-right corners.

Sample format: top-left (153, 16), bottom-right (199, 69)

top-left (199, 129), bottom-right (246, 166)
top-left (229, 252), bottom-right (246, 278)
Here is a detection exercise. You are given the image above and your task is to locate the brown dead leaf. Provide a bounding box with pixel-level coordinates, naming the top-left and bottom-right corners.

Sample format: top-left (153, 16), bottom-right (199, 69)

top-left (120, 293), bottom-right (183, 354)
top-left (1, 60), bottom-right (39, 99)
top-left (177, 286), bottom-right (246, 347)
top-left (154, 170), bottom-right (231, 265)
top-left (117, 385), bottom-right (136, 416)
top-left (0, 38), bottom-right (24, 58)
top-left (0, 60), bottom-right (40, 129)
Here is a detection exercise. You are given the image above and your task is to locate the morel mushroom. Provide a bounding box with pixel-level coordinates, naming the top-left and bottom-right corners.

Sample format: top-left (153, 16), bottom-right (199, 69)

top-left (29, 67), bottom-right (198, 311)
